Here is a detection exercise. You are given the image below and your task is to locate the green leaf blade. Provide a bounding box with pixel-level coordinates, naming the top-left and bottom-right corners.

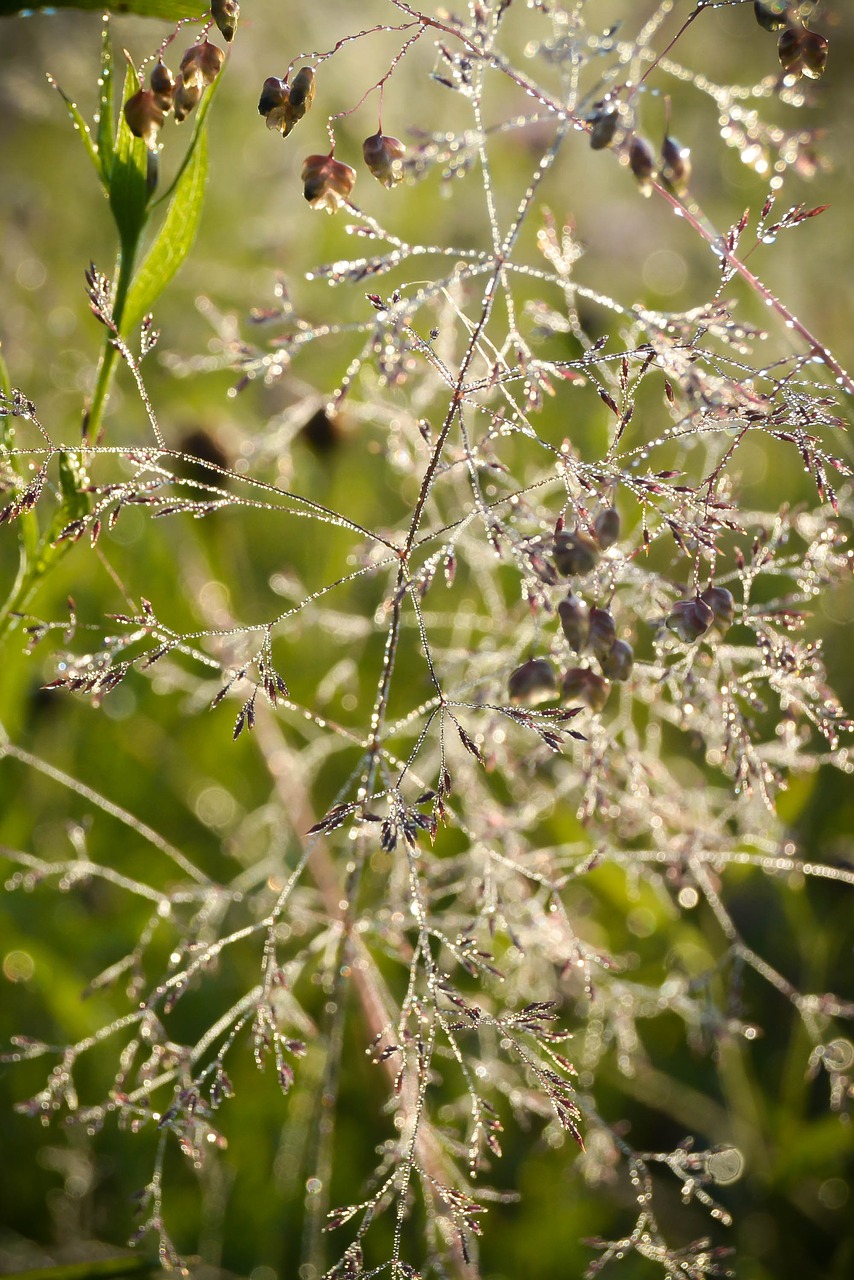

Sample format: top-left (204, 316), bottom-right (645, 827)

top-left (122, 128), bottom-right (209, 336)
top-left (48, 75), bottom-right (103, 186)
top-left (109, 64), bottom-right (150, 263)
top-left (96, 19), bottom-right (115, 186)
top-left (121, 59), bottom-right (224, 336)
top-left (1, 1), bottom-right (206, 17)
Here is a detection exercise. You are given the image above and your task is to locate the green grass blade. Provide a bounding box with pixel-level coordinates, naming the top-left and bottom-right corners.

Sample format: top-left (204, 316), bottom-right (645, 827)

top-left (122, 127), bottom-right (208, 335)
top-left (96, 18), bottom-right (115, 186)
top-left (109, 63), bottom-right (150, 259)
top-left (0, 1), bottom-right (206, 17)
top-left (5, 1256), bottom-right (151, 1280)
top-left (47, 74), bottom-right (103, 187)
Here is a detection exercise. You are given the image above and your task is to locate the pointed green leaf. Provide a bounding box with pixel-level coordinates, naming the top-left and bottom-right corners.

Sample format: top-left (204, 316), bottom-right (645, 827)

top-left (122, 129), bottom-right (208, 335)
top-left (96, 19), bottom-right (115, 186)
top-left (109, 63), bottom-right (150, 257)
top-left (1, 1), bottom-right (206, 17)
top-left (48, 74), bottom-right (103, 187)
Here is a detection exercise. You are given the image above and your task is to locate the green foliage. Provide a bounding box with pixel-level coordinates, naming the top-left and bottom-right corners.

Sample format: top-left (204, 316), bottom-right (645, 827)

top-left (109, 64), bottom-right (151, 259)
top-left (0, 0), bottom-right (205, 18)
top-left (122, 105), bottom-right (211, 333)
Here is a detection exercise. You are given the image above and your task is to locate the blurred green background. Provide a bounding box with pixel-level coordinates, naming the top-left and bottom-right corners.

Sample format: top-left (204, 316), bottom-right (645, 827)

top-left (1, 2), bottom-right (853, 1277)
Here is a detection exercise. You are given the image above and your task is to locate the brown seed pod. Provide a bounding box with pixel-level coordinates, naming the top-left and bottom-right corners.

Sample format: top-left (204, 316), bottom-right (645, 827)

top-left (258, 76), bottom-right (287, 118)
top-left (665, 597), bottom-right (715, 643)
top-left (179, 45), bottom-right (204, 89)
top-left (754, 1), bottom-right (789, 32)
top-left (561, 667), bottom-right (610, 712)
top-left (363, 132), bottom-right (406, 188)
top-left (776, 26), bottom-right (827, 79)
top-left (179, 41), bottom-right (224, 91)
top-left (123, 88), bottom-right (164, 150)
top-left (149, 60), bottom-right (175, 114)
top-left (557, 594), bottom-right (589, 652)
top-left (261, 69), bottom-right (315, 138)
top-left (173, 73), bottom-right (203, 123)
top-left (599, 638), bottom-right (634, 682)
top-left (593, 506), bottom-right (620, 549)
top-left (776, 26), bottom-right (803, 74)
top-left (194, 40), bottom-right (225, 86)
top-left (211, 0), bottom-right (239, 43)
top-left (699, 585), bottom-right (736, 630)
top-left (302, 154), bottom-right (357, 214)
top-left (629, 134), bottom-right (656, 196)
top-left (661, 135), bottom-right (691, 196)
top-left (588, 102), bottom-right (620, 151)
top-left (553, 530), bottom-right (600, 577)
top-left (800, 29), bottom-right (829, 80)
top-left (263, 106), bottom-right (294, 136)
top-left (588, 607), bottom-right (617, 660)
top-left (288, 67), bottom-right (316, 117)
top-left (508, 657), bottom-right (558, 706)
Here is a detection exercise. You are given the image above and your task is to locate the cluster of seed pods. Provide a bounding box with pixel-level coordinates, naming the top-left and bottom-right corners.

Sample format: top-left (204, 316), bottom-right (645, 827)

top-left (509, 505), bottom-right (737, 716)
top-left (123, 40), bottom-right (224, 151)
top-left (582, 3), bottom-right (829, 201)
top-left (754, 1), bottom-right (828, 79)
top-left (509, 507), bottom-right (631, 714)
top-left (257, 66), bottom-right (407, 212)
top-left (586, 98), bottom-right (692, 199)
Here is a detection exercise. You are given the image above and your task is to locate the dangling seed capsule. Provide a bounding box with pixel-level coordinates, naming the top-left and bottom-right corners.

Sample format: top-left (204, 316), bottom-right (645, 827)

top-left (172, 43), bottom-right (223, 123)
top-left (561, 667), bottom-right (610, 712)
top-left (754, 1), bottom-right (789, 32)
top-left (800, 30), bottom-right (829, 80)
top-left (776, 26), bottom-right (801, 74)
top-left (261, 69), bottom-right (315, 137)
top-left (660, 135), bottom-right (691, 196)
top-left (553, 530), bottom-right (600, 577)
top-left (276, 68), bottom-right (316, 136)
top-left (185, 40), bottom-right (225, 87)
top-left (302, 154), bottom-right (357, 213)
top-left (173, 73), bottom-right (203, 122)
top-left (258, 76), bottom-right (287, 118)
top-left (599, 638), bottom-right (634, 682)
top-left (211, 0), bottom-right (239, 43)
top-left (508, 658), bottom-right (558, 706)
top-left (123, 88), bottom-right (164, 150)
top-left (593, 506), bottom-right (620, 549)
top-left (588, 607), bottom-right (617, 659)
top-left (588, 102), bottom-right (619, 151)
top-left (178, 41), bottom-right (222, 89)
top-left (288, 67), bottom-right (315, 118)
top-left (149, 61), bottom-right (175, 113)
top-left (629, 134), bottom-right (656, 197)
top-left (699, 586), bottom-right (735, 630)
top-left (665, 597), bottom-right (715, 642)
top-left (558, 595), bottom-right (589, 652)
top-left (363, 132), bottom-right (407, 188)
top-left (178, 46), bottom-right (204, 89)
